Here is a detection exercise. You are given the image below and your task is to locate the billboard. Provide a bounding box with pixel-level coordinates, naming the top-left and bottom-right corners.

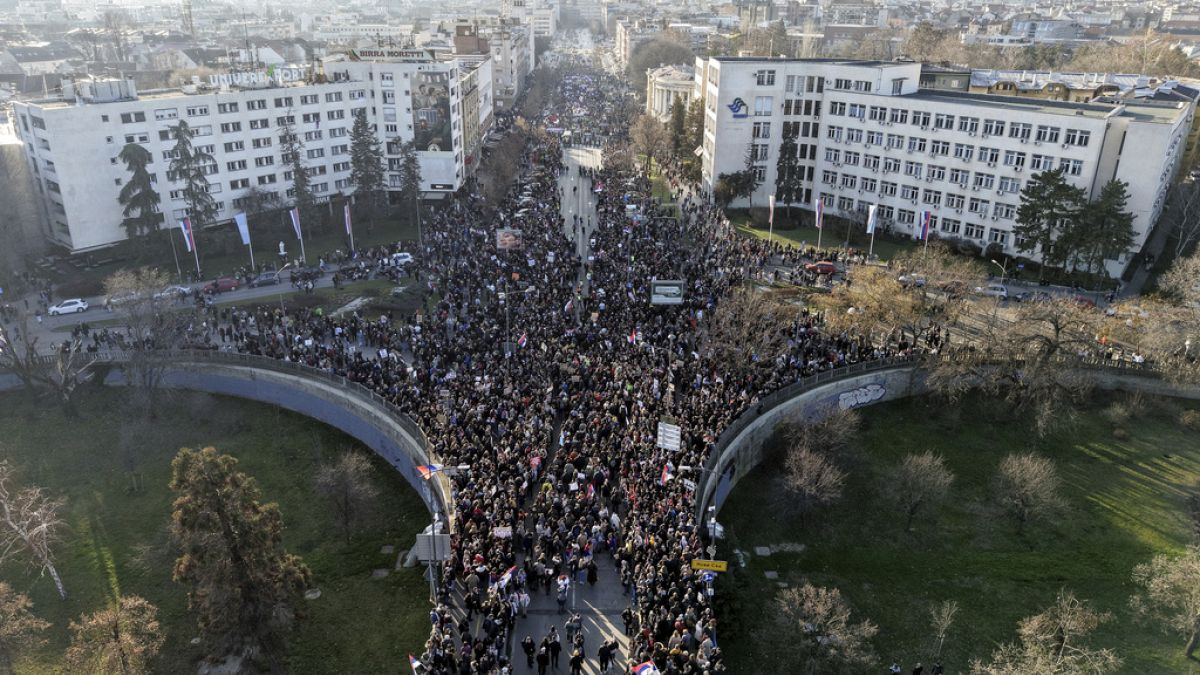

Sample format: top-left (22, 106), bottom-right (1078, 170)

top-left (496, 228), bottom-right (524, 250)
top-left (651, 279), bottom-right (685, 305)
top-left (412, 71), bottom-right (452, 152)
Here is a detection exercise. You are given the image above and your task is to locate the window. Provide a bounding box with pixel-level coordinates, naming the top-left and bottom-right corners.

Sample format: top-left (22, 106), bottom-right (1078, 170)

top-left (325, 91), bottom-right (343, 103)
top-left (186, 105), bottom-right (209, 116)
top-left (829, 101), bottom-right (847, 116)
top-left (328, 127), bottom-right (348, 138)
top-left (306, 166), bottom-right (327, 177)
top-left (897, 209), bottom-right (915, 225)
top-left (1009, 123), bottom-right (1031, 140)
top-left (306, 148), bottom-right (325, 159)
top-left (979, 147), bottom-right (1000, 164)
top-left (250, 119), bottom-right (270, 130)
top-left (336, 178), bottom-right (353, 190)
top-left (220, 122), bottom-right (242, 133)
top-left (847, 103), bottom-right (865, 119)
top-left (930, 140), bottom-right (950, 156)
top-left (908, 137), bottom-right (927, 153)
top-left (311, 182), bottom-right (328, 193)
top-left (1035, 125), bottom-right (1060, 143)
top-left (941, 218), bottom-right (961, 235)
top-left (864, 155), bottom-right (881, 170)
top-left (965, 223), bottom-right (985, 239)
top-left (901, 185), bottom-right (919, 200)
top-left (949, 168), bottom-right (969, 185)
top-left (1003, 150), bottom-right (1026, 168)
top-left (349, 89), bottom-right (366, 100)
top-left (754, 96), bottom-right (774, 116)
top-left (304, 130), bottom-right (323, 141)
top-left (258, 174), bottom-right (277, 185)
top-left (993, 203), bottom-right (1016, 219)
top-left (302, 113), bottom-right (320, 124)
top-left (969, 197), bottom-right (990, 214)
top-left (1064, 129), bottom-right (1091, 146)
top-left (1030, 154), bottom-right (1053, 171)
top-left (868, 106), bottom-right (887, 122)
top-left (957, 116), bottom-right (979, 134)
top-left (982, 119), bottom-right (1005, 136)
top-left (880, 181), bottom-right (898, 196)
top-left (973, 173), bottom-right (995, 190)
top-left (1059, 158), bottom-right (1083, 176)
top-left (833, 78), bottom-right (852, 90)
top-left (332, 144), bottom-right (349, 155)
top-left (953, 144), bottom-right (974, 161)
top-left (861, 177), bottom-right (877, 192)
top-left (843, 151), bottom-right (860, 166)
top-left (227, 160), bottom-right (247, 171)
top-left (252, 137), bottom-right (272, 149)
top-left (123, 133), bottom-right (149, 144)
top-left (998, 177), bottom-right (1021, 193)
top-left (912, 111), bottom-right (931, 127)
top-left (826, 126), bottom-right (843, 141)
top-left (883, 157), bottom-right (901, 173)
top-left (886, 134), bottom-right (903, 149)
top-left (274, 96), bottom-right (294, 108)
top-left (988, 229), bottom-right (1009, 244)
top-left (230, 178), bottom-right (250, 189)
top-left (224, 141), bottom-right (244, 152)
top-left (327, 109), bottom-right (346, 120)
top-left (380, 72), bottom-right (394, 85)
top-left (922, 189), bottom-right (942, 206)
top-left (825, 148), bottom-right (842, 163)
top-left (822, 170), bottom-right (838, 185)
top-left (119, 112), bottom-right (146, 124)
top-left (159, 130), bottom-right (172, 141)
top-left (904, 161), bottom-right (924, 177)
top-left (866, 131), bottom-right (883, 145)
top-left (752, 122), bottom-right (771, 139)
top-left (300, 94), bottom-right (319, 105)
top-left (934, 113), bottom-right (955, 130)
top-left (255, 156), bottom-right (274, 167)
top-left (333, 161), bottom-right (351, 172)
top-left (889, 108), bottom-right (908, 124)
top-left (853, 80), bottom-right (872, 92)
top-left (247, 99), bottom-right (268, 110)
top-left (276, 115), bottom-right (295, 126)
top-left (154, 108), bottom-right (178, 121)
top-left (840, 174), bottom-right (857, 189)
top-left (927, 165), bottom-right (946, 181)
top-left (946, 193), bottom-right (964, 209)
top-left (838, 196), bottom-right (855, 211)
top-left (891, 78), bottom-right (905, 95)
top-left (846, 128), bottom-right (863, 143)
top-left (218, 102), bottom-right (239, 114)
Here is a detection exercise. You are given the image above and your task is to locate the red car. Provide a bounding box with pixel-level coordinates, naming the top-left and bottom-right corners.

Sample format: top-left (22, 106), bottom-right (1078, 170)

top-left (204, 276), bottom-right (240, 293)
top-left (805, 261), bottom-right (838, 276)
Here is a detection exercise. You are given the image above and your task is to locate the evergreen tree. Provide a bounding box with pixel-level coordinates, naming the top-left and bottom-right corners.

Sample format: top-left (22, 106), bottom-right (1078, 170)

top-left (775, 134), bottom-right (803, 220)
top-left (348, 111), bottom-right (385, 228)
top-left (170, 447), bottom-right (311, 668)
top-left (399, 140), bottom-right (423, 242)
top-left (1014, 168), bottom-right (1085, 277)
top-left (1072, 179), bottom-right (1136, 279)
top-left (65, 595), bottom-right (164, 675)
top-left (116, 143), bottom-right (162, 245)
top-left (278, 116), bottom-right (318, 234)
top-left (668, 97), bottom-right (687, 156)
top-left (742, 143), bottom-right (763, 209)
top-left (167, 121), bottom-right (217, 228)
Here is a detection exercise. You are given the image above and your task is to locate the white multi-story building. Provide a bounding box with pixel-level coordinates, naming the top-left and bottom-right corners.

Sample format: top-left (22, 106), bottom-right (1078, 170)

top-left (12, 51), bottom-right (481, 253)
top-left (696, 57), bottom-right (1193, 274)
top-left (646, 65), bottom-right (693, 121)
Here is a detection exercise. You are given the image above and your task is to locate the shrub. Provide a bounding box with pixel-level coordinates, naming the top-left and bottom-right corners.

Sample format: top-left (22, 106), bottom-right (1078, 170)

top-left (1182, 410), bottom-right (1200, 432)
top-left (1104, 402), bottom-right (1132, 426)
top-left (1113, 427), bottom-right (1130, 441)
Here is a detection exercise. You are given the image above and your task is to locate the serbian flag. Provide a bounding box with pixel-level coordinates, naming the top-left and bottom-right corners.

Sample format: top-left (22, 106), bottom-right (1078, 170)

top-left (627, 328), bottom-right (637, 345)
top-left (586, 483), bottom-right (595, 500)
top-left (633, 662), bottom-right (661, 675)
top-left (416, 464), bottom-right (443, 480)
top-left (290, 207), bottom-right (303, 240)
top-left (517, 332), bottom-right (528, 348)
top-left (917, 210), bottom-right (931, 241)
top-left (659, 462), bottom-right (674, 486)
top-left (813, 195), bottom-right (824, 230)
top-left (234, 213), bottom-right (251, 246)
top-left (408, 654), bottom-right (421, 673)
top-left (344, 202), bottom-right (353, 237)
top-left (497, 564), bottom-right (518, 589)
top-left (564, 298), bottom-right (574, 313)
top-left (179, 217), bottom-right (196, 253)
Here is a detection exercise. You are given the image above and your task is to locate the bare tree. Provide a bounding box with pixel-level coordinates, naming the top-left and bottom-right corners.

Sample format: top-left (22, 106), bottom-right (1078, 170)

top-left (785, 447), bottom-right (846, 521)
top-left (0, 582), bottom-right (49, 673)
top-left (65, 595), bottom-right (165, 675)
top-left (817, 266), bottom-right (927, 352)
top-left (992, 453), bottom-right (1066, 536)
top-left (783, 408), bottom-right (862, 469)
top-left (315, 451), bottom-right (380, 544)
top-left (630, 113), bottom-right (671, 178)
top-left (1162, 181), bottom-right (1200, 259)
top-left (0, 318), bottom-right (96, 417)
top-left (104, 268), bottom-right (194, 418)
top-left (971, 590), bottom-right (1121, 674)
top-left (883, 451), bottom-right (954, 532)
top-left (775, 581), bottom-right (878, 674)
top-left (701, 286), bottom-right (802, 377)
top-left (1131, 545), bottom-right (1200, 659)
top-left (0, 461), bottom-right (67, 599)
top-left (929, 599), bottom-right (959, 660)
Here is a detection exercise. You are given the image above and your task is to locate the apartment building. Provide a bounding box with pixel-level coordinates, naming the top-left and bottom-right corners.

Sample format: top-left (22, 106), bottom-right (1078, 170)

top-left (13, 51), bottom-right (480, 253)
top-left (695, 57), bottom-right (1193, 275)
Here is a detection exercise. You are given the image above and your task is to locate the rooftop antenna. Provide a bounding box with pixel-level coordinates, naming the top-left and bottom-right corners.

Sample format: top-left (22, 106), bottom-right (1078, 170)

top-left (181, 0), bottom-right (194, 37)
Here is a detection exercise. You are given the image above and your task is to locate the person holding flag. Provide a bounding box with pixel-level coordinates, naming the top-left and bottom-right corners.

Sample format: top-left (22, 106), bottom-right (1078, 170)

top-left (415, 464), bottom-right (443, 480)
top-left (633, 661), bottom-right (661, 675)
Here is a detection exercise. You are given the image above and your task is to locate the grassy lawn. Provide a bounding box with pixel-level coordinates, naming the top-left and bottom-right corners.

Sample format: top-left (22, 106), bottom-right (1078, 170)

top-left (726, 209), bottom-right (919, 261)
top-left (0, 389), bottom-right (431, 674)
top-left (716, 392), bottom-right (1200, 674)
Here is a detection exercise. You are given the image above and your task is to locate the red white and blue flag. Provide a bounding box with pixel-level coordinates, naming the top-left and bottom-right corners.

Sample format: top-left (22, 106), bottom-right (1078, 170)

top-left (633, 662), bottom-right (661, 675)
top-left (918, 210), bottom-right (931, 241)
top-left (290, 207), bottom-right (303, 240)
top-left (517, 332), bottom-right (528, 348)
top-left (586, 483), bottom-right (595, 500)
top-left (179, 217), bottom-right (196, 253)
top-left (408, 654), bottom-right (422, 673)
top-left (497, 565), bottom-right (518, 589)
top-left (628, 328), bottom-right (638, 345)
top-left (660, 462), bottom-right (674, 486)
top-left (416, 464), bottom-right (443, 480)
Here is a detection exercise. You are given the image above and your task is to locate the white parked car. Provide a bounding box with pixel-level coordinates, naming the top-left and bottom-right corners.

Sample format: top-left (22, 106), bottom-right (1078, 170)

top-left (389, 252), bottom-right (414, 267)
top-left (154, 285), bottom-right (192, 300)
top-left (974, 284), bottom-right (1010, 300)
top-left (48, 298), bottom-right (89, 315)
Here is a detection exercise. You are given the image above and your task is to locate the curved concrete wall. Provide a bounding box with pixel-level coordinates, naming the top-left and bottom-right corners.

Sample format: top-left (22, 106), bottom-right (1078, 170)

top-left (0, 357), bottom-right (452, 528)
top-left (697, 363), bottom-right (1200, 522)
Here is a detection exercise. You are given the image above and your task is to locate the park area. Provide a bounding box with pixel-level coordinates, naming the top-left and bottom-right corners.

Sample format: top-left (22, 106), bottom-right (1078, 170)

top-left (716, 391), bottom-right (1200, 673)
top-left (0, 389), bottom-right (432, 674)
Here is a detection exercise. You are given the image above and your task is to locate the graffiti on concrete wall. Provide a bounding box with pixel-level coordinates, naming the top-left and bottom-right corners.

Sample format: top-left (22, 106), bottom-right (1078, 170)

top-left (837, 383), bottom-right (886, 410)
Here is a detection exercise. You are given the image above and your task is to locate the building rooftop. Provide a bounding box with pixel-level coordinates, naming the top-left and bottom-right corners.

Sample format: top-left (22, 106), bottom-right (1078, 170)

top-left (709, 56), bottom-right (907, 68)
top-left (909, 89), bottom-right (1187, 124)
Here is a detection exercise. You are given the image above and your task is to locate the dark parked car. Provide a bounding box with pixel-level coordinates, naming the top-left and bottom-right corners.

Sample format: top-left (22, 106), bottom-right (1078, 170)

top-left (250, 271), bottom-right (282, 287)
top-left (204, 276), bottom-right (240, 293)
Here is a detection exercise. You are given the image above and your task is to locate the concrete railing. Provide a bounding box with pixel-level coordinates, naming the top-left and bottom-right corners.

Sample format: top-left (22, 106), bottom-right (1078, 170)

top-left (1, 350), bottom-right (455, 533)
top-left (695, 356), bottom-right (1198, 523)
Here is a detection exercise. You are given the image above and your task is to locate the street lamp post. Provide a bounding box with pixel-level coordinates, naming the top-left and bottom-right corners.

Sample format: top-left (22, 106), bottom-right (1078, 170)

top-left (990, 258), bottom-right (1009, 287)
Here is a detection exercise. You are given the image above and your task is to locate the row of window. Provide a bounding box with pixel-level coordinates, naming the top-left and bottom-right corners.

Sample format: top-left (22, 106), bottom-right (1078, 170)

top-left (820, 195), bottom-right (1020, 245)
top-left (822, 128), bottom-right (1085, 174)
top-left (820, 172), bottom-right (1019, 218)
top-left (825, 103), bottom-right (1092, 147)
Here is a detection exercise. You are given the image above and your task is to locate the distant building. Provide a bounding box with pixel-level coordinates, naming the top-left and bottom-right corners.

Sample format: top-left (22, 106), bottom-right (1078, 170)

top-left (646, 65), bottom-right (693, 121)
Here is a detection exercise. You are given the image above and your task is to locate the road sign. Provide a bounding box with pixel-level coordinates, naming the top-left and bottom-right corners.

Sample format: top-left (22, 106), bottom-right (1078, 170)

top-left (690, 559), bottom-right (729, 573)
top-left (656, 421), bottom-right (681, 451)
top-left (412, 533), bottom-right (452, 562)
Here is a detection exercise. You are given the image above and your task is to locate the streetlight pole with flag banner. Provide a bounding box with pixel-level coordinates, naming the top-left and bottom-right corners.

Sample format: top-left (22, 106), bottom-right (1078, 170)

top-left (234, 212), bottom-right (255, 271)
top-left (866, 203), bottom-right (879, 258)
top-left (344, 201), bottom-right (355, 252)
top-left (178, 215), bottom-right (201, 278)
top-left (768, 194), bottom-right (775, 244)
top-left (813, 193), bottom-right (823, 252)
top-left (289, 207), bottom-right (307, 265)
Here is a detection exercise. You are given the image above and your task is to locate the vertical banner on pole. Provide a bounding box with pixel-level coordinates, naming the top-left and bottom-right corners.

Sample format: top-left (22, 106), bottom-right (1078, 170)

top-left (767, 194), bottom-right (776, 244)
top-left (344, 203), bottom-right (355, 251)
top-left (866, 204), bottom-right (878, 258)
top-left (178, 217), bottom-right (195, 252)
top-left (234, 213), bottom-right (254, 270)
top-left (813, 194), bottom-right (824, 251)
top-left (290, 207), bottom-right (307, 264)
